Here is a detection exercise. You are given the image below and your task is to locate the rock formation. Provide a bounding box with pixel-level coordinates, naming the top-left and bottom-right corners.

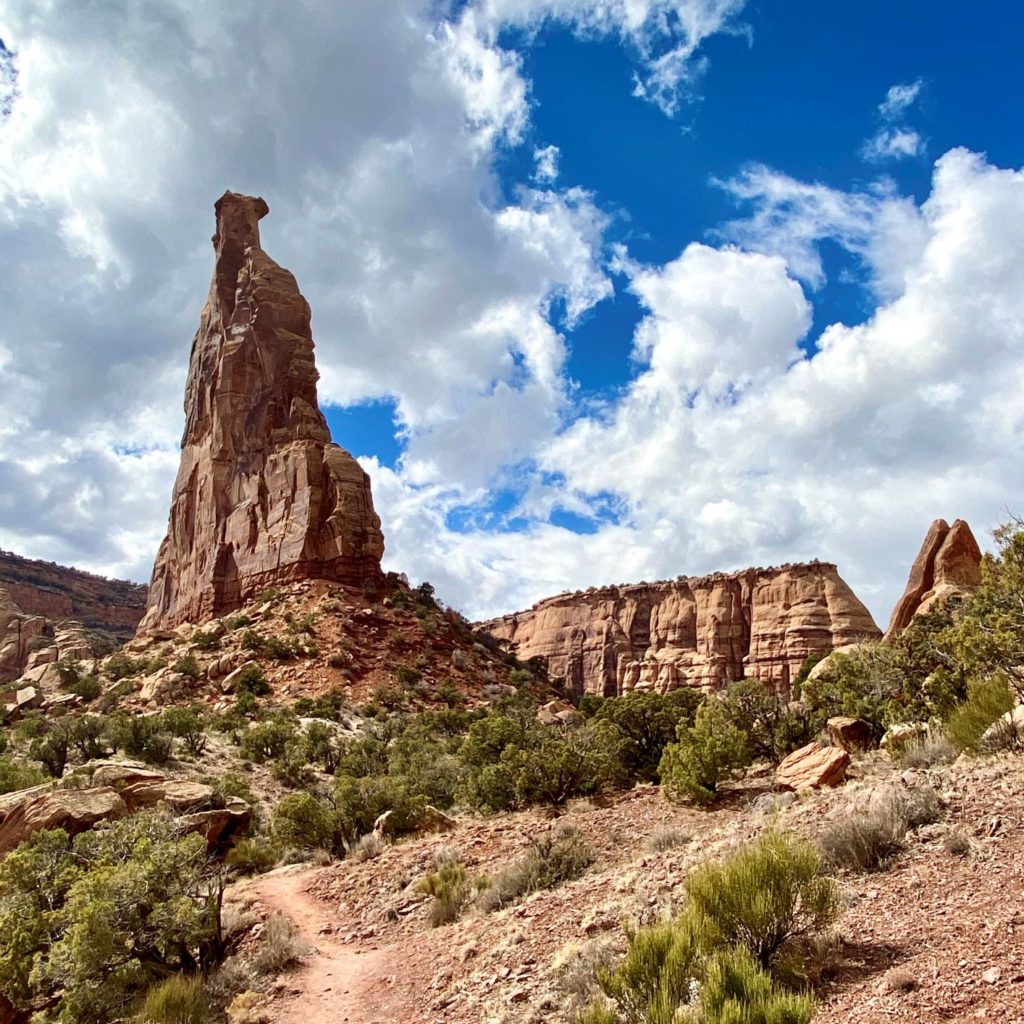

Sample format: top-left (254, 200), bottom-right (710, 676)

top-left (0, 549), bottom-right (146, 640)
top-left (884, 519), bottom-right (982, 639)
top-left (483, 563), bottom-right (880, 697)
top-left (141, 192), bottom-right (384, 630)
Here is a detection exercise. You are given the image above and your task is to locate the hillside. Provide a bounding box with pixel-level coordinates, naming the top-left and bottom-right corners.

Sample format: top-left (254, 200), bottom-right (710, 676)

top-left (0, 548), bottom-right (146, 640)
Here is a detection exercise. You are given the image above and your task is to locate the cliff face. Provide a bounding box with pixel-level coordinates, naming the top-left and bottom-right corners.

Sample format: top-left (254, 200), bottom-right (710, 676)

top-left (0, 549), bottom-right (146, 641)
top-left (141, 193), bottom-right (385, 631)
top-left (483, 563), bottom-right (880, 696)
top-left (884, 518), bottom-right (982, 639)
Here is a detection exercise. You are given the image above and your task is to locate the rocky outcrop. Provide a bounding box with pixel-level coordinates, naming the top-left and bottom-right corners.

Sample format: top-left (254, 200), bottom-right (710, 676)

top-left (884, 519), bottom-right (982, 639)
top-left (0, 588), bottom-right (50, 685)
top-left (484, 563), bottom-right (879, 696)
top-left (827, 716), bottom-right (875, 752)
top-left (0, 549), bottom-right (146, 640)
top-left (0, 763), bottom-right (252, 856)
top-left (775, 742), bottom-right (850, 790)
top-left (141, 192), bottom-right (384, 631)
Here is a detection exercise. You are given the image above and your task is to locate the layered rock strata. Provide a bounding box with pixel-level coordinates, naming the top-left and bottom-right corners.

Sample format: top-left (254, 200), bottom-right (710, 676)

top-left (141, 192), bottom-right (384, 630)
top-left (484, 563), bottom-right (880, 697)
top-left (0, 549), bottom-right (145, 640)
top-left (884, 518), bottom-right (982, 639)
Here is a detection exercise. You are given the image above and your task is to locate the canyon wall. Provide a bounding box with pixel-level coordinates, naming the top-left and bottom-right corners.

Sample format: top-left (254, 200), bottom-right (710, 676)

top-left (484, 562), bottom-right (880, 697)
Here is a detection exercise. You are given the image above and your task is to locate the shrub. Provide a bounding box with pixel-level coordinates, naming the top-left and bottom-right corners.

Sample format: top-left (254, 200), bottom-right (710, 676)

top-left (226, 837), bottom-right (279, 876)
top-left (719, 680), bottom-right (811, 761)
top-left (68, 674), bottom-right (102, 702)
top-left (698, 944), bottom-right (815, 1024)
top-left (0, 814), bottom-right (222, 1024)
top-left (29, 724), bottom-right (70, 778)
top-left (239, 718), bottom-right (297, 763)
top-left (0, 754), bottom-right (47, 794)
top-left (251, 912), bottom-right (308, 975)
top-left (349, 832), bottom-right (389, 862)
top-left (945, 675), bottom-right (1015, 752)
top-left (594, 917), bottom-right (701, 1024)
top-left (235, 664), bottom-right (271, 697)
top-left (645, 826), bottom-right (690, 853)
top-left (104, 651), bottom-right (144, 680)
top-left (479, 827), bottom-right (594, 912)
top-left (173, 652), bottom-right (201, 679)
top-left (224, 614), bottom-right (252, 631)
top-left (68, 714), bottom-right (110, 760)
top-left (162, 707), bottom-right (208, 756)
top-left (133, 974), bottom-right (208, 1024)
top-left (593, 690), bottom-right (701, 782)
top-left (437, 678), bottom-right (465, 707)
top-left (191, 627), bottom-right (222, 651)
top-left (327, 652), bottom-right (349, 669)
top-left (659, 699), bottom-right (752, 804)
top-left (304, 721), bottom-right (343, 774)
top-left (110, 712), bottom-right (173, 763)
top-left (271, 793), bottom-right (335, 851)
top-left (819, 785), bottom-right (942, 872)
top-left (395, 665), bottom-right (422, 688)
top-left (897, 731), bottom-right (956, 768)
top-left (685, 830), bottom-right (841, 970)
top-left (417, 857), bottom-right (472, 927)
top-left (334, 774), bottom-right (424, 846)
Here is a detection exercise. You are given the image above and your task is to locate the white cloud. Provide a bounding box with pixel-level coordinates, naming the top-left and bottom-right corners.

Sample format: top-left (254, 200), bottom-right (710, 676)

top-left (533, 144), bottom-right (560, 183)
top-left (879, 78), bottom-right (923, 119)
top-left (862, 127), bottom-right (924, 162)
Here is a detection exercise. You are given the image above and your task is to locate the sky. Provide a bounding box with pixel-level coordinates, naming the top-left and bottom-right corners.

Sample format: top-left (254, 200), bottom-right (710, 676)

top-left (1, 1), bottom-right (1023, 625)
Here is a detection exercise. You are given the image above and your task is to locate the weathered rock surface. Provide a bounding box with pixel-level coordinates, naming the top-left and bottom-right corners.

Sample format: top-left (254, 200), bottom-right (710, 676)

top-left (484, 563), bottom-right (880, 696)
top-left (0, 549), bottom-right (146, 642)
top-left (0, 787), bottom-right (128, 857)
top-left (827, 716), bottom-right (875, 752)
top-left (884, 519), bottom-right (982, 639)
top-left (775, 742), bottom-right (850, 790)
top-left (0, 588), bottom-right (50, 685)
top-left (141, 192), bottom-right (384, 631)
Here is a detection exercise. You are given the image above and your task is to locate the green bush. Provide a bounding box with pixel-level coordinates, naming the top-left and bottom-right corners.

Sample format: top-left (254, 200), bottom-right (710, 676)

top-left (271, 793), bottom-right (335, 851)
top-left (593, 690), bottom-right (701, 782)
top-left (68, 715), bottom-right (110, 761)
top-left (161, 707), bottom-right (208, 756)
top-left (173, 652), bottom-right (201, 680)
top-left (133, 974), bottom-right (208, 1024)
top-left (395, 665), bottom-right (422, 688)
top-left (684, 830), bottom-right (841, 970)
top-left (944, 675), bottom-right (1015, 752)
top-left (104, 651), bottom-right (144, 680)
top-left (0, 813), bottom-right (221, 1024)
top-left (226, 837), bottom-right (279, 876)
top-left (719, 680), bottom-right (811, 762)
top-left (68, 674), bottom-right (102, 702)
top-left (334, 774), bottom-right (424, 846)
top-left (110, 713), bottom-right (172, 764)
top-left (239, 718), bottom-right (297, 763)
top-left (190, 627), bottom-right (222, 651)
top-left (29, 724), bottom-right (71, 778)
top-left (234, 664), bottom-right (271, 697)
top-left (659, 699), bottom-right (752, 804)
top-left (479, 827), bottom-right (594, 911)
top-left (0, 754), bottom-right (47, 794)
top-left (698, 945), bottom-right (816, 1024)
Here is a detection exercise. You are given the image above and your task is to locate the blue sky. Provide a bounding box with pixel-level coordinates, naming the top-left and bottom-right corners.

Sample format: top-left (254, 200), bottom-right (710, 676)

top-left (1, 1), bottom-right (1023, 622)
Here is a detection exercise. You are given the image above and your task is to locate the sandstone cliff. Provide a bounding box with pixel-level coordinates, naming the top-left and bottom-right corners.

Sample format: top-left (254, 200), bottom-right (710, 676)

top-left (884, 518), bottom-right (982, 639)
top-left (0, 549), bottom-right (145, 640)
top-left (141, 193), bottom-right (384, 630)
top-left (483, 563), bottom-right (880, 696)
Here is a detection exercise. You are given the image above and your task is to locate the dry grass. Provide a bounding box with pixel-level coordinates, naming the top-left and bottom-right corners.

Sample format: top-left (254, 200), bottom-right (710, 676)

top-left (645, 826), bottom-right (691, 853)
top-left (897, 732), bottom-right (956, 768)
top-left (349, 832), bottom-right (389, 863)
top-left (251, 913), bottom-right (310, 976)
top-left (819, 785), bottom-right (942, 872)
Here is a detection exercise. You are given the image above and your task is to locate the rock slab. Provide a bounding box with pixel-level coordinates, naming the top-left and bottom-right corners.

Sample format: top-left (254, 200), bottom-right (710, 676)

top-left (141, 192), bottom-right (384, 631)
top-left (775, 742), bottom-right (850, 790)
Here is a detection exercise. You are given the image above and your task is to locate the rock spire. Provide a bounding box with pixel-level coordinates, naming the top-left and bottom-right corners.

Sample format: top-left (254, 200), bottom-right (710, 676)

top-left (884, 518), bottom-right (982, 639)
top-left (141, 192), bottom-right (384, 630)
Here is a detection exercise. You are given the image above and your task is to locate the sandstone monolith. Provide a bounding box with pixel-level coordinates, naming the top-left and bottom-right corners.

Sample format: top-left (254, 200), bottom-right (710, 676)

top-left (884, 518), bottom-right (982, 639)
top-left (141, 193), bottom-right (384, 630)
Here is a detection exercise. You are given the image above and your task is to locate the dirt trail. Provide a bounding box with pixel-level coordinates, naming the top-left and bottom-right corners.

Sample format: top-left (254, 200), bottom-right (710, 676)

top-left (252, 866), bottom-right (404, 1024)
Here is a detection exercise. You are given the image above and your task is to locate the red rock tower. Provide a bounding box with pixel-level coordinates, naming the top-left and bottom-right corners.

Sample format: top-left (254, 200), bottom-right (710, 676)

top-left (141, 192), bottom-right (384, 630)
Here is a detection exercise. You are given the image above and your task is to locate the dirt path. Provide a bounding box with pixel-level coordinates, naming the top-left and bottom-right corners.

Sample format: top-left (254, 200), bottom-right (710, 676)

top-left (251, 865), bottom-right (401, 1024)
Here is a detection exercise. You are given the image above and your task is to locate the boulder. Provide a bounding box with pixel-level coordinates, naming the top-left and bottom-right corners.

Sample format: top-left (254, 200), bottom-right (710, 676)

top-left (537, 699), bottom-right (584, 727)
top-left (177, 798), bottom-right (252, 849)
top-left (0, 787), bottom-right (128, 857)
top-left (826, 716), bottom-right (875, 752)
top-left (880, 722), bottom-right (929, 753)
top-left (119, 779), bottom-right (216, 813)
top-left (140, 192), bottom-right (384, 632)
top-left (221, 660), bottom-right (262, 694)
top-left (775, 742), bottom-right (850, 790)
